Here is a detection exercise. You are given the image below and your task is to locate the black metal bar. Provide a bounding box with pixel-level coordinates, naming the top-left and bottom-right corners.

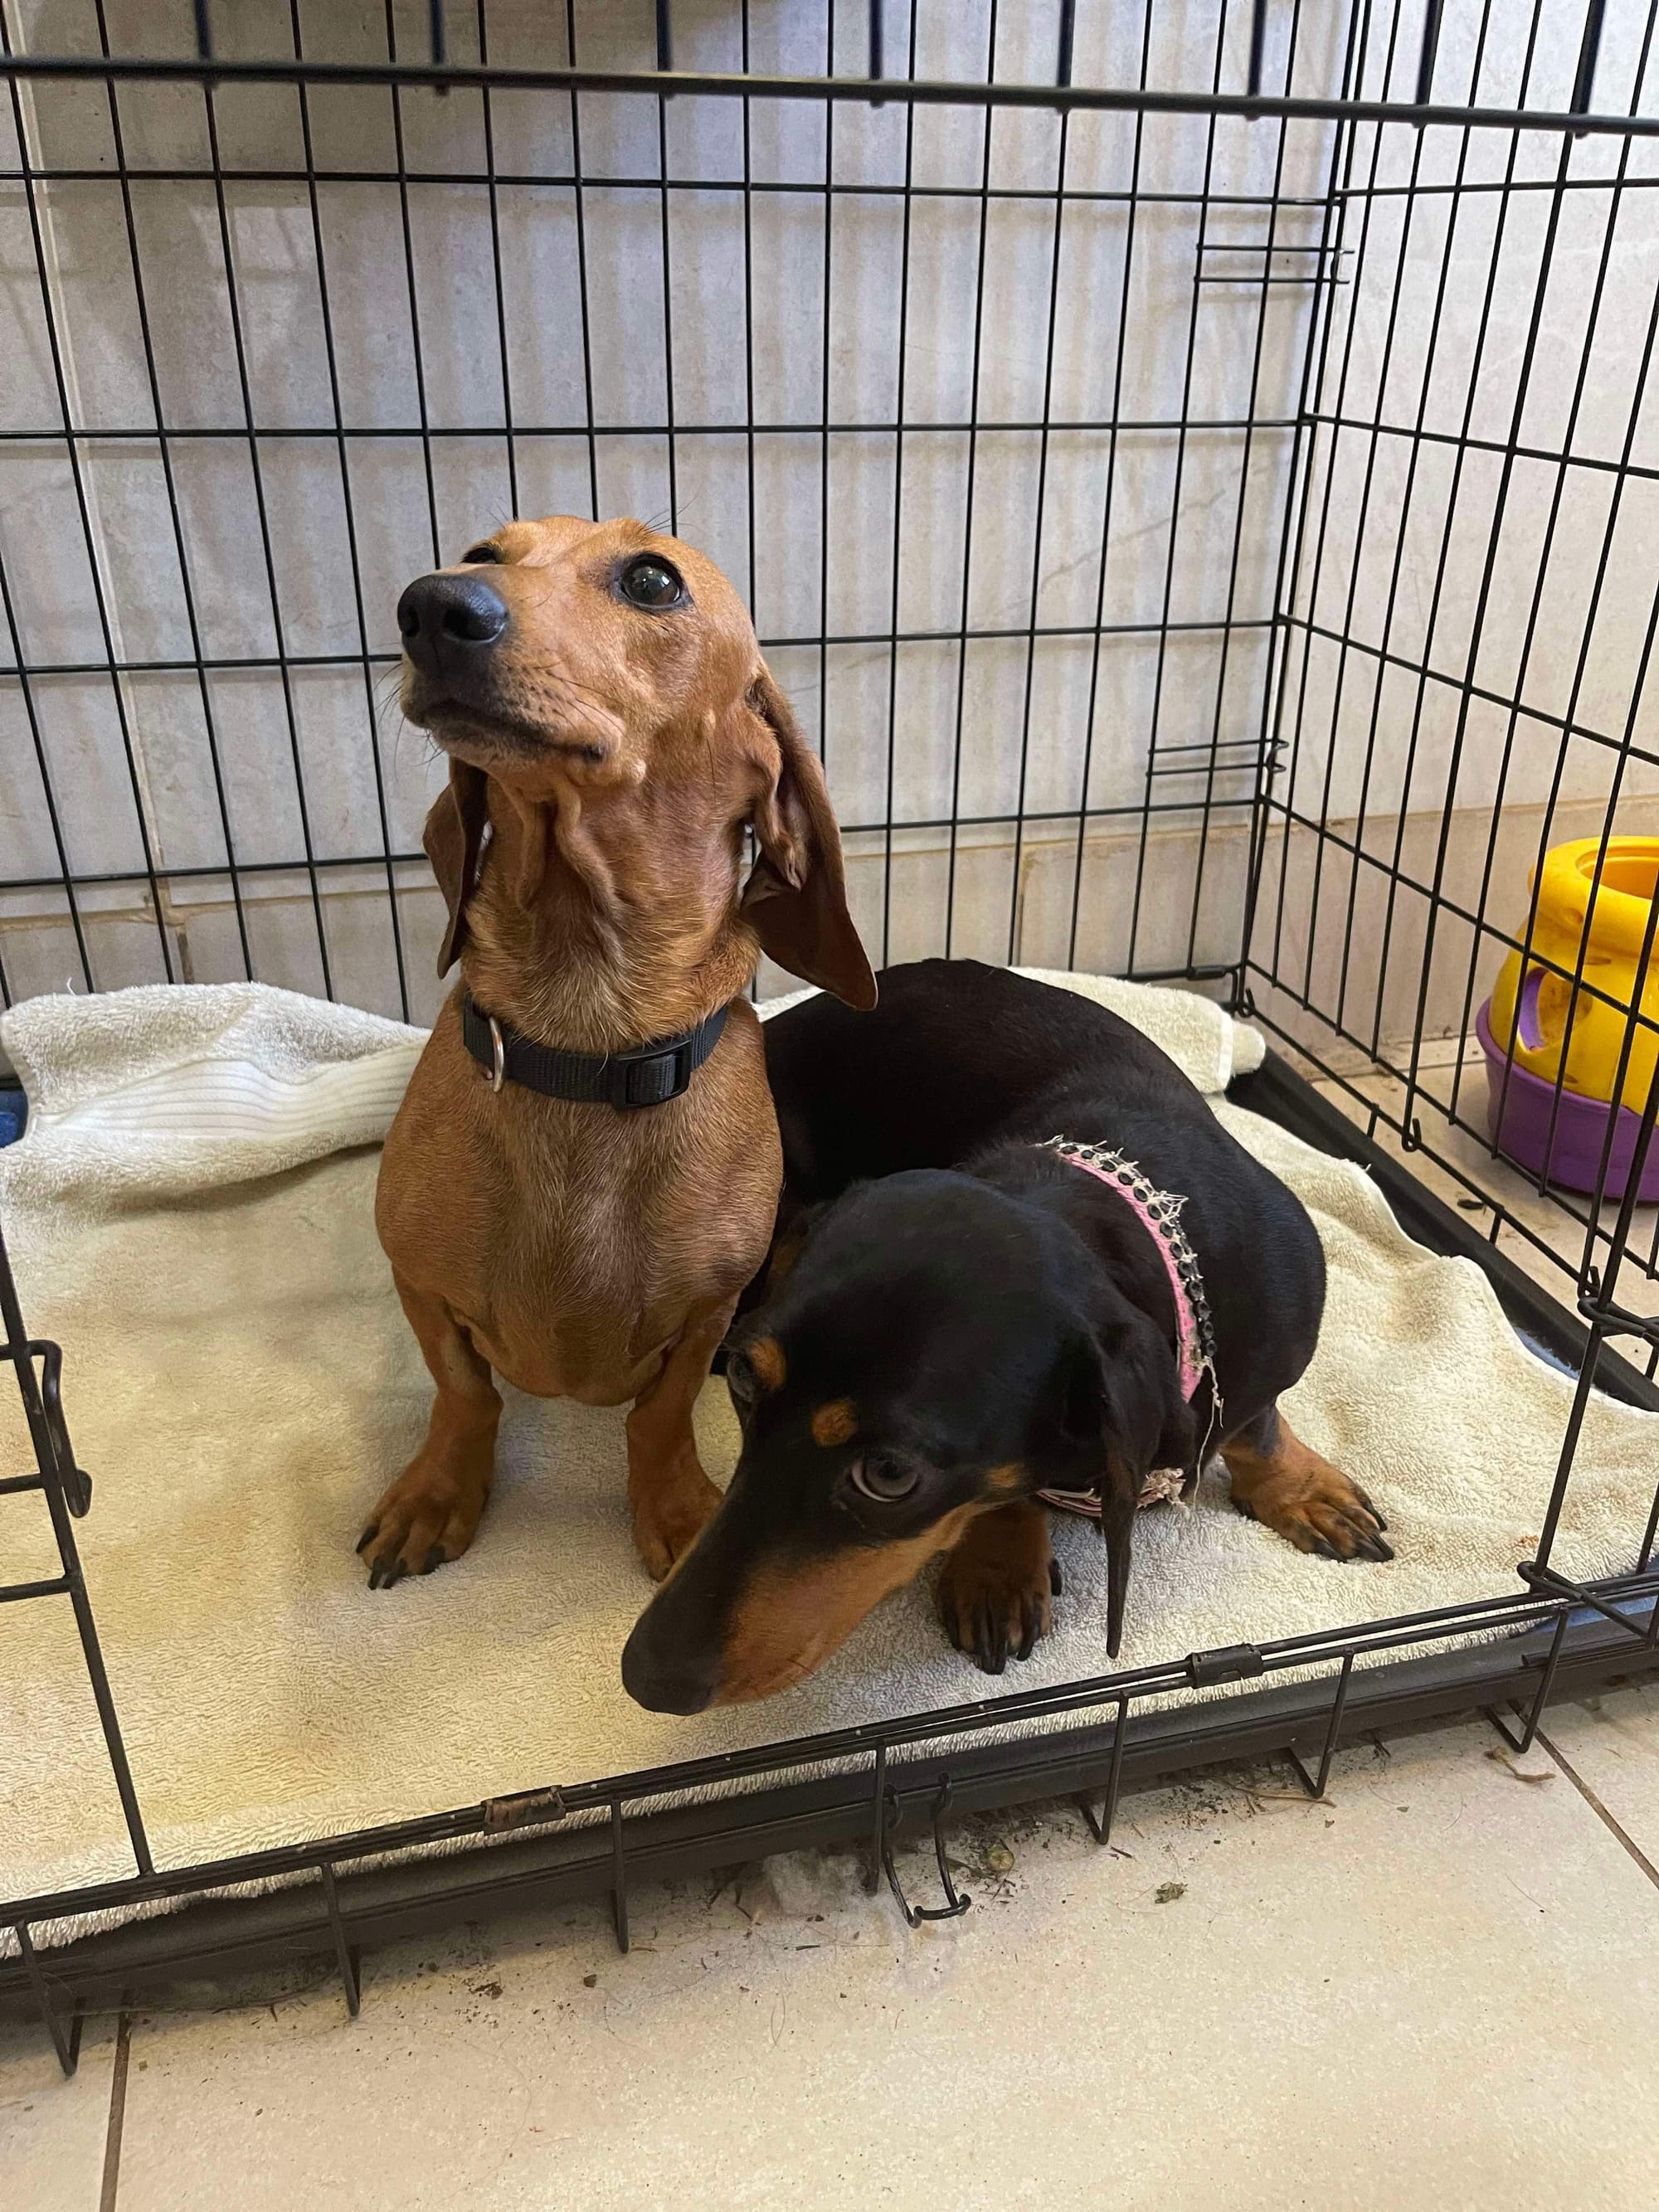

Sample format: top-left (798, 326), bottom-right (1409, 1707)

top-left (740, 0), bottom-right (757, 620)
top-left (1517, 1561), bottom-right (1656, 1646)
top-left (0, 163), bottom-right (1337, 210)
top-left (1286, 1653), bottom-right (1354, 1798)
top-left (429, 0), bottom-right (445, 70)
top-left (1067, 0), bottom-right (1155, 966)
top-left (198, 72), bottom-right (334, 999)
top-left (0, 605), bottom-right (1282, 672)
top-left (474, 0), bottom-right (518, 518)
top-left (1415, 0), bottom-right (1444, 107)
top-left (1078, 1694), bottom-right (1131, 1845)
top-left (0, 1218), bottom-right (153, 1877)
top-left (1572, 0), bottom-right (1606, 126)
top-left (880, 1777), bottom-right (971, 1925)
top-left (287, 0), bottom-right (410, 1018)
top-left (0, 411), bottom-right (1295, 445)
top-left (7, 1607), bottom-right (1652, 2015)
top-left (193, 0), bottom-right (212, 64)
top-left (879, 2), bottom-right (921, 963)
top-left (0, 59), bottom-right (1648, 141)
top-left (868, 1741), bottom-right (888, 1893)
top-left (656, 0), bottom-right (673, 75)
top-left (563, 0), bottom-right (601, 519)
top-left (319, 1863), bottom-right (361, 2018)
top-left (12, 1923), bottom-right (79, 2078)
top-left (1124, 0), bottom-right (1232, 973)
top-left (816, 0), bottom-right (836, 772)
top-left (868, 0), bottom-right (883, 90)
top-left (7, 1549), bottom-right (1627, 1937)
top-left (655, 17), bottom-right (679, 530)
top-left (0, 1575), bottom-right (72, 1605)
top-left (1184, 0), bottom-right (1304, 973)
top-left (1057, 0), bottom-right (1077, 90)
top-left (611, 1800), bottom-right (630, 1954)
top-left (1004, 81), bottom-right (1073, 965)
top-left (1238, 0), bottom-right (1368, 1002)
top-left (1488, 1609), bottom-right (1571, 1756)
top-left (1247, 0), bottom-right (1269, 101)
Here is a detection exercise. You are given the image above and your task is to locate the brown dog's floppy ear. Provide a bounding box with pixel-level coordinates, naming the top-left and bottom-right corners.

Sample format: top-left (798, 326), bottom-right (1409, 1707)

top-left (1060, 1313), bottom-right (1194, 1659)
top-left (422, 760), bottom-right (490, 976)
top-left (740, 668), bottom-right (878, 1010)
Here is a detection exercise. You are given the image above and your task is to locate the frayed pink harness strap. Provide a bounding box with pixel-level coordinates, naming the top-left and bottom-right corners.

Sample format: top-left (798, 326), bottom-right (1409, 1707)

top-left (1034, 1135), bottom-right (1222, 1521)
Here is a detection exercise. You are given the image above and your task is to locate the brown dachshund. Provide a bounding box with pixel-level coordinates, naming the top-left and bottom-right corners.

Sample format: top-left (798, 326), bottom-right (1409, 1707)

top-left (365, 516), bottom-right (875, 1589)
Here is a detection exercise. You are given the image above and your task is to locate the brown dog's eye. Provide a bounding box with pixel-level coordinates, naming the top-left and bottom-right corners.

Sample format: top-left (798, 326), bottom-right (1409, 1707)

top-left (462, 543), bottom-right (504, 565)
top-left (849, 1456), bottom-right (920, 1504)
top-left (617, 555), bottom-right (685, 610)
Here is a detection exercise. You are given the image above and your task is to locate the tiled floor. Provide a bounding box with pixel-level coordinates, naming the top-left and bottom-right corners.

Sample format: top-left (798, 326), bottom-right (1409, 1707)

top-left (5, 1686), bottom-right (1659, 2210)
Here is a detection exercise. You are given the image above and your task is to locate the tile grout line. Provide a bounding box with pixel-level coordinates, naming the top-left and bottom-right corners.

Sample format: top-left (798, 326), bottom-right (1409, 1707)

top-left (1535, 1727), bottom-right (1659, 1891)
top-left (98, 2005), bottom-right (131, 2212)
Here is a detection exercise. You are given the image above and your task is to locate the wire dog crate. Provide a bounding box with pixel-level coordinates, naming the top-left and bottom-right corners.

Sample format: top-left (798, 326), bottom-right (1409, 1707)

top-left (4, 0), bottom-right (1659, 2061)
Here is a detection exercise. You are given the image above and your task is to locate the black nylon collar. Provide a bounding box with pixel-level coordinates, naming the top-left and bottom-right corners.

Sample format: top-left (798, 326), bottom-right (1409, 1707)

top-left (461, 994), bottom-right (731, 1109)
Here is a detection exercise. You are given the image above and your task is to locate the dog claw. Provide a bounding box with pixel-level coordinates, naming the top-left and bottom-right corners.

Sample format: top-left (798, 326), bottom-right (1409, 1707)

top-left (1049, 1557), bottom-right (1063, 1596)
top-left (421, 1544), bottom-right (446, 1575)
top-left (356, 1523), bottom-right (378, 1555)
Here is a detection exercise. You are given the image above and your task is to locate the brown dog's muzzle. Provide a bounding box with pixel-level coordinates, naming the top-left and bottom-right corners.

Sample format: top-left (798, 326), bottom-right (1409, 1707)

top-left (397, 571), bottom-right (508, 683)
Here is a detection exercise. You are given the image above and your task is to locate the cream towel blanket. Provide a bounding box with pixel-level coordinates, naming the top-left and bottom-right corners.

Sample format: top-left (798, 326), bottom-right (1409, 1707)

top-left (0, 976), bottom-right (1652, 1951)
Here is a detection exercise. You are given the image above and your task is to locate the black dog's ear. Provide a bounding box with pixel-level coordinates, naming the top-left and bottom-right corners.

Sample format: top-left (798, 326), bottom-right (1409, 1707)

top-left (1058, 1312), bottom-right (1194, 1660)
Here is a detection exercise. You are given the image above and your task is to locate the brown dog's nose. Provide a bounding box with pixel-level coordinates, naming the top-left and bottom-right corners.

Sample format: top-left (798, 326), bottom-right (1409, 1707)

top-left (397, 572), bottom-right (508, 672)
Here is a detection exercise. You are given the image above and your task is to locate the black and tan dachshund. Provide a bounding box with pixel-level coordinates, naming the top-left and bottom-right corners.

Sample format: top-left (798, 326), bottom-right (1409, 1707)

top-left (621, 960), bottom-right (1390, 1711)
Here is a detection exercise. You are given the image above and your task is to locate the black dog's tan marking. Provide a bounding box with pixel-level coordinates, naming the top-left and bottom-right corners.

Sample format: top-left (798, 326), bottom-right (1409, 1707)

top-left (810, 1398), bottom-right (858, 1447)
top-left (720, 1505), bottom-right (980, 1702)
top-left (621, 960), bottom-right (1391, 1712)
top-left (1222, 1405), bottom-right (1389, 1560)
top-left (746, 1335), bottom-right (786, 1393)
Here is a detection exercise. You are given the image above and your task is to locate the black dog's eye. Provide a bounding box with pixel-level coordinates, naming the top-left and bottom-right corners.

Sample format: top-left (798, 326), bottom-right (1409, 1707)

top-left (462, 542), bottom-right (504, 565)
top-left (726, 1351), bottom-right (755, 1409)
top-left (617, 555), bottom-right (685, 611)
top-left (849, 1456), bottom-right (920, 1505)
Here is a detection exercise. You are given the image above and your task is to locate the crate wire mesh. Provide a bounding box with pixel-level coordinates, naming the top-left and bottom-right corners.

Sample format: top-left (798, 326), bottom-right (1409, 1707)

top-left (2, 0), bottom-right (1659, 2042)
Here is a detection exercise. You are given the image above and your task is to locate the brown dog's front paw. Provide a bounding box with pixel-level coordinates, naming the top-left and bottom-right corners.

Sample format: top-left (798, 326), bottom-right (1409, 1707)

top-left (630, 1468), bottom-right (721, 1582)
top-left (358, 1466), bottom-right (489, 1589)
top-left (939, 1502), bottom-right (1055, 1675)
top-left (1232, 1462), bottom-right (1392, 1563)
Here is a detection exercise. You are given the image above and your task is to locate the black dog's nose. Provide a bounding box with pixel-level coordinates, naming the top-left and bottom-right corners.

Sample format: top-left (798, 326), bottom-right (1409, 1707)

top-left (620, 1616), bottom-right (717, 1715)
top-left (397, 572), bottom-right (508, 667)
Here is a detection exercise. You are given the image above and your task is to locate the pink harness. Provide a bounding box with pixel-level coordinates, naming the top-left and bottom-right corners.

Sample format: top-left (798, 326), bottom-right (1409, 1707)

top-left (1034, 1136), bottom-right (1223, 1520)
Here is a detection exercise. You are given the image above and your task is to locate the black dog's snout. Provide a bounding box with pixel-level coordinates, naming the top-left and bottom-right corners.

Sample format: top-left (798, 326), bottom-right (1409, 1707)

top-left (397, 572), bottom-right (508, 666)
top-left (620, 1612), bottom-right (717, 1715)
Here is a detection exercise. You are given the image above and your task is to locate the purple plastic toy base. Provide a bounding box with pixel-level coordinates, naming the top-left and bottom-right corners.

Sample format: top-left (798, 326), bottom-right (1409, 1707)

top-left (1475, 999), bottom-right (1659, 1204)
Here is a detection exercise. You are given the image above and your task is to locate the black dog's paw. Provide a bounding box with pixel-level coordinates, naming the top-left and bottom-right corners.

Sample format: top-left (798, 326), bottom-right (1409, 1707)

top-left (938, 1505), bottom-right (1056, 1674)
top-left (1230, 1456), bottom-right (1393, 1564)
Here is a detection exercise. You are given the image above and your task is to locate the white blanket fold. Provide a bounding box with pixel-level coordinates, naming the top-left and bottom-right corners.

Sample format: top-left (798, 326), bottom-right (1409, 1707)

top-left (1, 984), bottom-right (424, 1206)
